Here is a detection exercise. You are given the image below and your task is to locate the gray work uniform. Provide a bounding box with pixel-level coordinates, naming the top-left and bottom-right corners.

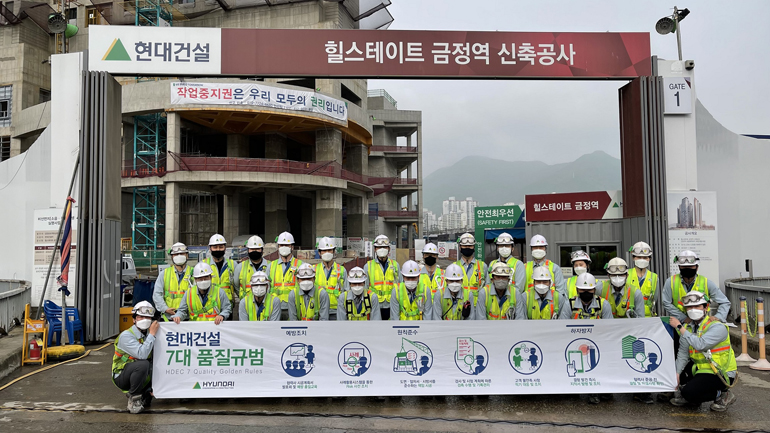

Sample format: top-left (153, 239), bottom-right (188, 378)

top-left (287, 287), bottom-right (330, 321)
top-left (485, 257), bottom-right (526, 293)
top-left (172, 288), bottom-right (232, 321)
top-left (238, 295), bottom-right (281, 321)
top-left (114, 325), bottom-right (155, 379)
top-left (389, 284), bottom-right (434, 321)
top-left (476, 285), bottom-right (527, 320)
top-left (432, 287), bottom-right (476, 321)
top-left (337, 290), bottom-right (381, 320)
top-left (661, 275), bottom-right (730, 322)
top-left (152, 266), bottom-right (193, 321)
top-left (675, 318), bottom-right (736, 379)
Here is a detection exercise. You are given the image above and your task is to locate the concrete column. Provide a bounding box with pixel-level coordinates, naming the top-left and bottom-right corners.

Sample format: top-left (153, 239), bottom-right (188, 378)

top-left (345, 143), bottom-right (368, 176)
top-left (346, 195), bottom-right (369, 239)
top-left (123, 121), bottom-right (134, 163)
top-left (227, 134), bottom-right (249, 158)
top-left (408, 223), bottom-right (414, 249)
top-left (315, 79), bottom-right (341, 97)
top-left (407, 164), bottom-right (414, 210)
top-left (315, 189), bottom-right (343, 238)
top-left (265, 133), bottom-right (287, 159)
top-left (166, 112), bottom-right (181, 171)
top-left (223, 192), bottom-right (249, 242)
top-left (164, 182), bottom-right (181, 248)
top-left (9, 138), bottom-right (22, 158)
top-left (265, 191), bottom-right (288, 242)
top-left (315, 129), bottom-right (343, 164)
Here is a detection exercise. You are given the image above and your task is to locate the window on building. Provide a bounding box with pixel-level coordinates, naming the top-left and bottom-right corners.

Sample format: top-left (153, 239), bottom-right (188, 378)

top-left (559, 244), bottom-right (619, 277)
top-left (66, 7), bottom-right (77, 21)
top-left (0, 85), bottom-right (11, 127)
top-left (85, 7), bottom-right (102, 27)
top-left (39, 88), bottom-right (51, 104)
top-left (1, 136), bottom-right (10, 161)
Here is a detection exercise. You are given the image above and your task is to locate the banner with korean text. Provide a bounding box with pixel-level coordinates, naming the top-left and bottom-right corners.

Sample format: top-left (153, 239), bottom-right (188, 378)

top-left (153, 319), bottom-right (676, 398)
top-left (170, 82), bottom-right (348, 122)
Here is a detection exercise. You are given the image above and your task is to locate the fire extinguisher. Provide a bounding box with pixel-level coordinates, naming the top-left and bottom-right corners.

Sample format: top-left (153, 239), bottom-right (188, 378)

top-left (29, 340), bottom-right (41, 360)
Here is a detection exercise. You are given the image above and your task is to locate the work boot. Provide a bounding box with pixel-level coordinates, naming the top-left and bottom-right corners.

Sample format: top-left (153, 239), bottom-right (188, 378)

top-left (669, 388), bottom-right (688, 407)
top-left (634, 393), bottom-right (654, 404)
top-left (128, 394), bottom-right (144, 414)
top-left (142, 389), bottom-right (154, 408)
top-left (710, 390), bottom-right (736, 412)
top-left (656, 392), bottom-right (672, 403)
top-left (599, 394), bottom-right (613, 401)
top-left (588, 394), bottom-right (600, 404)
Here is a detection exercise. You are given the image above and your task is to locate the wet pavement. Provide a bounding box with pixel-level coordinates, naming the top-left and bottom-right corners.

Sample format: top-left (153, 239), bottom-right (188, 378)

top-left (1, 342), bottom-right (769, 432)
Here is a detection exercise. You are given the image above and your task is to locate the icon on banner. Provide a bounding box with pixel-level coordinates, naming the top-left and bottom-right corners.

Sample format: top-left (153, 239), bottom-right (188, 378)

top-left (509, 341), bottom-right (543, 375)
top-left (282, 343), bottom-right (315, 377)
top-left (338, 342), bottom-right (372, 377)
top-left (621, 335), bottom-right (662, 373)
top-left (454, 337), bottom-right (488, 375)
top-left (393, 337), bottom-right (433, 376)
top-left (564, 338), bottom-right (600, 377)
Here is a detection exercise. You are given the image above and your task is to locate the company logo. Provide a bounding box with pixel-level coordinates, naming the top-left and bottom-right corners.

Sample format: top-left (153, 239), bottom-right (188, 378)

top-left (102, 38), bottom-right (131, 62)
top-left (192, 381), bottom-right (235, 390)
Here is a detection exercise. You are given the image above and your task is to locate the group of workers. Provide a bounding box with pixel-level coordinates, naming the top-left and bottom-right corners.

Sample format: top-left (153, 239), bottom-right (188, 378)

top-left (113, 231), bottom-right (737, 414)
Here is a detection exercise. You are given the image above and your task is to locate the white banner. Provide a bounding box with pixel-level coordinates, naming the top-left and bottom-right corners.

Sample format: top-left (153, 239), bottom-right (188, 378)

top-left (667, 191), bottom-right (719, 283)
top-left (154, 319), bottom-right (676, 398)
top-left (32, 209), bottom-right (77, 307)
top-left (170, 82), bottom-right (348, 122)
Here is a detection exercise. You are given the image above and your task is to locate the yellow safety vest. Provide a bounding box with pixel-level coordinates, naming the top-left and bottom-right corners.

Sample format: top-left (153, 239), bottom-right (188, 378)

top-left (345, 292), bottom-right (374, 320)
top-left (270, 257), bottom-right (302, 303)
top-left (368, 259), bottom-right (398, 304)
top-left (671, 274), bottom-right (709, 314)
top-left (315, 262), bottom-right (344, 310)
top-left (483, 285), bottom-right (517, 320)
top-left (111, 328), bottom-right (152, 392)
top-left (395, 282), bottom-right (429, 320)
top-left (628, 268), bottom-right (659, 317)
top-left (488, 257), bottom-right (521, 279)
top-left (419, 268), bottom-right (444, 302)
top-left (455, 259), bottom-right (483, 305)
top-left (600, 283), bottom-right (637, 318)
top-left (440, 288), bottom-right (471, 321)
top-left (294, 287), bottom-right (323, 321)
top-left (204, 258), bottom-right (235, 302)
top-left (185, 287), bottom-right (222, 321)
top-left (525, 287), bottom-right (560, 320)
top-left (567, 276), bottom-right (578, 301)
top-left (162, 266), bottom-right (193, 312)
top-left (238, 260), bottom-right (267, 299)
top-left (686, 317), bottom-right (737, 381)
top-left (243, 294), bottom-right (275, 321)
top-left (525, 261), bottom-right (556, 291)
top-left (573, 297), bottom-right (605, 319)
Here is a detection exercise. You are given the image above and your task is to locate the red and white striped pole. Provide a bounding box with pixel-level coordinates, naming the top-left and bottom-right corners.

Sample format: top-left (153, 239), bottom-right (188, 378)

top-left (735, 296), bottom-right (756, 365)
top-left (749, 297), bottom-right (770, 371)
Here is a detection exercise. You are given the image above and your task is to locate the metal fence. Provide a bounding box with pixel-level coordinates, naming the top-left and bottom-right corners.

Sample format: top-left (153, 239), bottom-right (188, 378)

top-left (724, 277), bottom-right (770, 325)
top-left (0, 280), bottom-right (31, 334)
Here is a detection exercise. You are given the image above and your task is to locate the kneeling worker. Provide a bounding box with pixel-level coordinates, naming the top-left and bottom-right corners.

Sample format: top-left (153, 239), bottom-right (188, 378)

top-left (433, 264), bottom-right (475, 320)
top-left (669, 292), bottom-right (737, 412)
top-left (173, 262), bottom-right (231, 324)
top-left (239, 271), bottom-right (280, 321)
top-left (289, 263), bottom-right (330, 321)
top-left (478, 262), bottom-right (526, 320)
top-left (390, 260), bottom-right (433, 320)
top-left (338, 267), bottom-right (381, 320)
top-left (113, 301), bottom-right (158, 414)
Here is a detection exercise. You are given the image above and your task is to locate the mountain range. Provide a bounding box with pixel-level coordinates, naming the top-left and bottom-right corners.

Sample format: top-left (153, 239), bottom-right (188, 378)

top-left (423, 151), bottom-right (621, 214)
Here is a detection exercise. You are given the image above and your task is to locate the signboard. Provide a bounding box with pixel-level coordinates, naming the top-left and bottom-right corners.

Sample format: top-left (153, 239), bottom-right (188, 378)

top-left (437, 242), bottom-right (457, 259)
top-left (90, 26), bottom-right (651, 79)
top-left (525, 191), bottom-right (622, 223)
top-left (663, 77), bottom-right (692, 115)
top-left (347, 237), bottom-right (367, 254)
top-left (153, 319), bottom-right (675, 398)
top-left (667, 192), bottom-right (719, 283)
top-left (32, 209), bottom-right (77, 307)
top-left (171, 82), bottom-right (348, 122)
top-left (473, 205), bottom-right (523, 261)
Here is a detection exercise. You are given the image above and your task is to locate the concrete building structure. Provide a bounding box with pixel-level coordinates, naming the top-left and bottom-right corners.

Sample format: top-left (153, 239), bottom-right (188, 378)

top-left (1, 0), bottom-right (421, 252)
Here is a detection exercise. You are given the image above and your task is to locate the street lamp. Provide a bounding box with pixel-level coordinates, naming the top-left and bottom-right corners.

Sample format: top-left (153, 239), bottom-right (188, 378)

top-left (656, 6), bottom-right (690, 61)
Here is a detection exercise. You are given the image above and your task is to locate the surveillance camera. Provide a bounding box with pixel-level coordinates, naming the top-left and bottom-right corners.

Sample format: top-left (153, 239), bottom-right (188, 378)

top-left (685, 60), bottom-right (695, 70)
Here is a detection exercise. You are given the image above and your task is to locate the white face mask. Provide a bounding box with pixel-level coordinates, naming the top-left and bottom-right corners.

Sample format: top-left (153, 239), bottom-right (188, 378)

top-left (299, 280), bottom-right (314, 292)
top-left (574, 266), bottom-right (587, 276)
top-left (635, 259), bottom-right (649, 269)
top-left (172, 255), bottom-right (187, 266)
top-left (498, 247), bottom-right (511, 258)
top-left (532, 249), bottom-right (546, 260)
top-left (610, 276), bottom-right (627, 288)
top-left (350, 285), bottom-right (365, 296)
top-left (687, 308), bottom-right (705, 321)
top-left (321, 252), bottom-right (334, 262)
top-left (253, 285), bottom-right (267, 298)
top-left (493, 279), bottom-right (509, 291)
top-left (448, 282), bottom-right (462, 293)
top-left (136, 319), bottom-right (152, 331)
top-left (376, 248), bottom-right (389, 258)
top-left (534, 283), bottom-right (550, 294)
top-left (404, 281), bottom-right (418, 291)
top-left (278, 246), bottom-right (292, 257)
top-left (197, 280), bottom-right (211, 291)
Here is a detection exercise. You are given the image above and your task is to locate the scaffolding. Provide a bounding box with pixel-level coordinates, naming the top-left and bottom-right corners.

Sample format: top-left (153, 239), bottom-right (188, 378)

top-left (131, 113), bottom-right (167, 250)
top-left (134, 0), bottom-right (174, 27)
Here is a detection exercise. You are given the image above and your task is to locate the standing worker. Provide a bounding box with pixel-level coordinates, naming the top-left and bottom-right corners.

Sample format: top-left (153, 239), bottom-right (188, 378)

top-left (662, 250), bottom-right (731, 329)
top-left (485, 232), bottom-right (525, 292)
top-left (315, 237), bottom-right (347, 321)
top-left (565, 250), bottom-right (591, 304)
top-left (239, 271), bottom-right (281, 321)
top-left (365, 235), bottom-right (400, 320)
top-left (455, 233), bottom-right (487, 306)
top-left (669, 292), bottom-right (737, 411)
top-left (627, 242), bottom-right (660, 317)
top-left (600, 258), bottom-right (645, 319)
top-left (433, 264), bottom-right (475, 320)
top-left (525, 266), bottom-right (571, 320)
top-left (271, 232), bottom-right (303, 320)
top-left (112, 301), bottom-right (158, 414)
top-left (152, 242), bottom-right (193, 321)
top-left (288, 263), bottom-right (329, 321)
top-left (419, 243), bottom-right (444, 301)
top-left (477, 262), bottom-right (527, 320)
top-left (233, 235), bottom-right (271, 300)
top-left (338, 267), bottom-right (381, 320)
top-left (172, 262), bottom-right (231, 324)
top-left (526, 235), bottom-right (565, 295)
top-left (390, 260), bottom-right (433, 321)
top-left (203, 234), bottom-right (236, 318)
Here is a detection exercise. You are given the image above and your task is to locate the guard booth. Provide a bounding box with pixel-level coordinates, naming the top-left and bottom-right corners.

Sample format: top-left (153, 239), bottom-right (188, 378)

top-left (524, 191), bottom-right (624, 281)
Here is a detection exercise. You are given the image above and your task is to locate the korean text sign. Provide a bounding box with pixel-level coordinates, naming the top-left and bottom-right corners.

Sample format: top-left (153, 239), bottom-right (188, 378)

top-left (473, 205), bottom-right (522, 261)
top-left (525, 191), bottom-right (622, 222)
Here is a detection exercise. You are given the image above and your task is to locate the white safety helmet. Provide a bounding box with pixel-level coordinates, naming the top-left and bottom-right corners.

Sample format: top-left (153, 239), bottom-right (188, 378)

top-left (193, 262), bottom-right (213, 278)
top-left (606, 257), bottom-right (629, 275)
top-left (529, 234), bottom-right (548, 247)
top-left (317, 236), bottom-right (335, 251)
top-left (373, 235), bottom-right (390, 247)
top-left (458, 233), bottom-right (475, 246)
top-left (348, 267), bottom-right (367, 284)
top-left (532, 266), bottom-right (552, 282)
top-left (682, 291), bottom-right (708, 307)
top-left (208, 234), bottom-right (227, 246)
top-left (401, 260), bottom-right (421, 278)
top-left (276, 232), bottom-right (295, 245)
top-left (132, 301), bottom-right (156, 317)
top-left (496, 232), bottom-right (514, 245)
top-left (570, 250), bottom-right (591, 263)
top-left (630, 241), bottom-right (653, 257)
top-left (576, 273), bottom-right (598, 290)
top-left (169, 242), bottom-right (188, 255)
top-left (675, 250), bottom-right (699, 266)
top-left (246, 235), bottom-right (265, 249)
top-left (490, 262), bottom-right (513, 277)
top-left (250, 271), bottom-right (269, 286)
top-left (296, 263), bottom-right (315, 279)
top-left (445, 263), bottom-right (464, 281)
top-left (422, 243), bottom-right (438, 254)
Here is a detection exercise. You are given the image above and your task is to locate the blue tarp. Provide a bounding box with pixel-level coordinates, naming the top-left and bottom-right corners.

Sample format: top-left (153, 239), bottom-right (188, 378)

top-left (484, 228), bottom-right (526, 240)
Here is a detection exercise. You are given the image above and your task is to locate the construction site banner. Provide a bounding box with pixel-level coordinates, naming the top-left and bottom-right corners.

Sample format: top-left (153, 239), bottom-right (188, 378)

top-left (153, 319), bottom-right (676, 398)
top-left (170, 82), bottom-right (348, 122)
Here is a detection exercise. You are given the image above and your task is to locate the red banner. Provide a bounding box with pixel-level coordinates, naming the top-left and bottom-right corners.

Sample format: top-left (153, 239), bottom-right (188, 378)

top-left (525, 191), bottom-right (622, 222)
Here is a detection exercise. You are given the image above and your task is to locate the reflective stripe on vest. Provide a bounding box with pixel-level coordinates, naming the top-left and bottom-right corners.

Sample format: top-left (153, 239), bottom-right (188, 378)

top-left (346, 293), bottom-right (373, 320)
top-left (163, 266), bottom-right (193, 310)
top-left (369, 260), bottom-right (397, 304)
top-left (628, 268), bottom-right (658, 317)
top-left (295, 286), bottom-right (322, 321)
top-left (672, 274), bottom-right (709, 314)
top-left (419, 269), bottom-right (444, 303)
top-left (573, 297), bottom-right (604, 320)
top-left (484, 285), bottom-right (516, 320)
top-left (316, 262), bottom-right (343, 310)
top-left (600, 282), bottom-right (636, 318)
top-left (686, 317), bottom-right (737, 380)
top-left (397, 282), bottom-right (428, 320)
top-left (245, 294), bottom-right (274, 321)
top-left (186, 287), bottom-right (222, 321)
top-left (525, 287), bottom-right (559, 320)
top-left (525, 261), bottom-right (555, 291)
top-left (271, 258), bottom-right (302, 303)
top-left (112, 328), bottom-right (149, 375)
top-left (204, 258), bottom-right (235, 302)
top-left (441, 288), bottom-right (470, 321)
top-left (456, 259), bottom-right (483, 304)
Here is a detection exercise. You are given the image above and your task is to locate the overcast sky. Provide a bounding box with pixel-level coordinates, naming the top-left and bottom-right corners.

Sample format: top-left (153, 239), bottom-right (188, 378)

top-left (369, 0), bottom-right (770, 176)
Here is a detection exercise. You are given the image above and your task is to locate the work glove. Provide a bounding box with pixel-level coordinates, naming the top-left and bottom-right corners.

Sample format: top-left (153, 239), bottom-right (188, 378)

top-left (462, 301), bottom-right (471, 319)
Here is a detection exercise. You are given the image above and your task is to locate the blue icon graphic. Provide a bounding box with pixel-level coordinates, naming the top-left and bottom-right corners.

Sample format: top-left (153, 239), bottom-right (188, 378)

top-left (338, 342), bottom-right (372, 377)
top-left (509, 341), bottom-right (543, 375)
top-left (454, 337), bottom-right (488, 375)
top-left (393, 337), bottom-right (433, 376)
top-left (622, 336), bottom-right (662, 373)
top-left (281, 343), bottom-right (315, 377)
top-left (565, 338), bottom-right (600, 377)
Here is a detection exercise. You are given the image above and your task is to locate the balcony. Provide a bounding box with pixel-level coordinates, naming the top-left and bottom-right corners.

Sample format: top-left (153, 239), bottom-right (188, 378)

top-left (369, 146), bottom-right (418, 159)
top-left (378, 210), bottom-right (419, 221)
